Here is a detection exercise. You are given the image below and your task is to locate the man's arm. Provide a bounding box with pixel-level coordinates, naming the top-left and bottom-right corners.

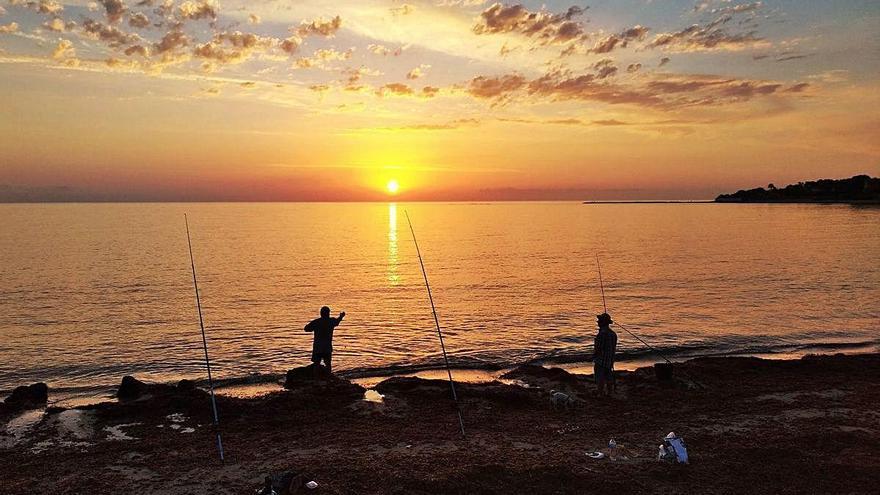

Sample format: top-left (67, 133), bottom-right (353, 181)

top-left (334, 312), bottom-right (346, 326)
top-left (304, 320), bottom-right (315, 333)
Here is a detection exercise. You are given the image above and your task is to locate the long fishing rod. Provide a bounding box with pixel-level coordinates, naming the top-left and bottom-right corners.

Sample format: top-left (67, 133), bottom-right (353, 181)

top-left (594, 255), bottom-right (704, 389)
top-left (596, 254), bottom-right (607, 314)
top-left (184, 214), bottom-right (225, 462)
top-left (405, 211), bottom-right (466, 437)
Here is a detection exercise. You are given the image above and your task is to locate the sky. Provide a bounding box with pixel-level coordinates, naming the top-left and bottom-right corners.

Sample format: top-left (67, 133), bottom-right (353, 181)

top-left (0, 0), bottom-right (878, 201)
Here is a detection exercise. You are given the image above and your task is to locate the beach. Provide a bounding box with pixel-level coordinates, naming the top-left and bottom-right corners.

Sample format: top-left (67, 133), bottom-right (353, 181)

top-left (2, 352), bottom-right (878, 494)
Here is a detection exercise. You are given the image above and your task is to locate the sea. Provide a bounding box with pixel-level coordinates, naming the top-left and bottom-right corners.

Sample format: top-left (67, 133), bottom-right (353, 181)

top-left (1, 202), bottom-right (878, 404)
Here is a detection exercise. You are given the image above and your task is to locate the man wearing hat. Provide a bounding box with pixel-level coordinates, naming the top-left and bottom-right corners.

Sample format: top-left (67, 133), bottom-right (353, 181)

top-left (594, 313), bottom-right (618, 396)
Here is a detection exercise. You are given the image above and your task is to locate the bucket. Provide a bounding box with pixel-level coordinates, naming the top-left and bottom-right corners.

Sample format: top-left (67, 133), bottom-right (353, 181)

top-left (654, 363), bottom-right (674, 381)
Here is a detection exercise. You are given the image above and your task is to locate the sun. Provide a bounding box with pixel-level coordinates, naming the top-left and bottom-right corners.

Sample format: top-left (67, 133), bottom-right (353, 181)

top-left (386, 179), bottom-right (400, 194)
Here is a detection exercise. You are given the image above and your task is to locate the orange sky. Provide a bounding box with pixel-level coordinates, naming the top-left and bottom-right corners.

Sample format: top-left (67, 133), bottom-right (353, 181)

top-left (0, 1), bottom-right (878, 201)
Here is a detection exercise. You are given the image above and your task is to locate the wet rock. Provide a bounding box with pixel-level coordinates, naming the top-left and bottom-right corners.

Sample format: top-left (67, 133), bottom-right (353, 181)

top-left (3, 383), bottom-right (49, 409)
top-left (117, 376), bottom-right (147, 400)
top-left (177, 379), bottom-right (195, 392)
top-left (284, 364), bottom-right (337, 389)
top-left (116, 376), bottom-right (178, 401)
top-left (501, 364), bottom-right (588, 395)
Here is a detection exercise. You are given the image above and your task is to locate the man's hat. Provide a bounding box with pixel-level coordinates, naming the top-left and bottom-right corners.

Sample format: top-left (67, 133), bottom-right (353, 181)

top-left (597, 313), bottom-right (613, 325)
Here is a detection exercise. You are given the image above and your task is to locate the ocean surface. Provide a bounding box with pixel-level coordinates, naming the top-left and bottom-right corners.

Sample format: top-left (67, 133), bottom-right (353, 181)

top-left (1, 202), bottom-right (878, 401)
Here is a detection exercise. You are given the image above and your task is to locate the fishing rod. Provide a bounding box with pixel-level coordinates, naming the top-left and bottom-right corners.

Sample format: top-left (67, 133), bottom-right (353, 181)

top-left (184, 214), bottom-right (225, 462)
top-left (405, 211), bottom-right (466, 437)
top-left (594, 255), bottom-right (704, 389)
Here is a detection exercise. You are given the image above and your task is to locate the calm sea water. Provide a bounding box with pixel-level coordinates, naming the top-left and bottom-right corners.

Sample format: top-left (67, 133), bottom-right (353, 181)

top-left (1, 202), bottom-right (878, 398)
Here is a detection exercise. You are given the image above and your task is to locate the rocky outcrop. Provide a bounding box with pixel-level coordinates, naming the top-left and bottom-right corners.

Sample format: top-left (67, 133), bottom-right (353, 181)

top-left (2, 382), bottom-right (49, 413)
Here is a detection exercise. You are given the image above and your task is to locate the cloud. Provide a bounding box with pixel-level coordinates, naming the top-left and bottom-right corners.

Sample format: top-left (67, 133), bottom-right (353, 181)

top-left (34, 0), bottom-right (64, 15)
top-left (154, 28), bottom-right (188, 53)
top-left (296, 15), bottom-right (342, 37)
top-left (280, 35), bottom-right (301, 54)
top-left (100, 0), bottom-right (127, 24)
top-left (49, 38), bottom-right (79, 66)
top-left (466, 73), bottom-right (527, 99)
top-left (712, 2), bottom-right (762, 15)
top-left (406, 64), bottom-right (430, 80)
top-left (128, 12), bottom-right (150, 29)
top-left (0, 6), bottom-right (6, 16)
top-left (627, 63), bottom-right (641, 74)
top-left (464, 69), bottom-right (802, 109)
top-left (248, 14), bottom-right (261, 25)
top-left (0, 22), bottom-right (17, 34)
top-left (421, 86), bottom-right (440, 98)
top-left (296, 47), bottom-right (353, 68)
top-left (42, 17), bottom-right (67, 31)
top-left (193, 31), bottom-right (275, 70)
top-left (177, 0), bottom-right (217, 21)
top-left (659, 57), bottom-right (670, 67)
top-left (647, 15), bottom-right (768, 52)
top-left (589, 25), bottom-right (649, 54)
top-left (82, 18), bottom-right (142, 48)
top-left (390, 4), bottom-right (415, 16)
top-left (592, 58), bottom-right (617, 79)
top-left (775, 53), bottom-right (809, 62)
top-left (124, 44), bottom-right (149, 57)
top-left (368, 44), bottom-right (405, 56)
top-left (436, 0), bottom-right (488, 6)
top-left (376, 82), bottom-right (414, 97)
top-left (785, 82), bottom-right (810, 93)
top-left (473, 3), bottom-right (588, 45)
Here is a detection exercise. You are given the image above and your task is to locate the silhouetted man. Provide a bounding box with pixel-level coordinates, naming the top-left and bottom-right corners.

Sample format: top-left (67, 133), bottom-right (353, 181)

top-left (594, 312), bottom-right (618, 396)
top-left (304, 306), bottom-right (345, 374)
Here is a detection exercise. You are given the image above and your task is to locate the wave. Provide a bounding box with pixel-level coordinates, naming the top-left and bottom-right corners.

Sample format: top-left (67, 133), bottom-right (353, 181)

top-left (5, 339), bottom-right (877, 400)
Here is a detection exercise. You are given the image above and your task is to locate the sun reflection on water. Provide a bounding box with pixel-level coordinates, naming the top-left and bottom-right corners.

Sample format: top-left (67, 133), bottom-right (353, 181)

top-left (387, 202), bottom-right (399, 285)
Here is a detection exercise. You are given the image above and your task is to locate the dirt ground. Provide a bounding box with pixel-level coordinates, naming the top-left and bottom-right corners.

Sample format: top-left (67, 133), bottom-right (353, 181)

top-left (1, 353), bottom-right (879, 494)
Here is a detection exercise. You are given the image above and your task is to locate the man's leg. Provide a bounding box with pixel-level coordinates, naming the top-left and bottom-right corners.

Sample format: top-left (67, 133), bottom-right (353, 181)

top-left (323, 354), bottom-right (332, 374)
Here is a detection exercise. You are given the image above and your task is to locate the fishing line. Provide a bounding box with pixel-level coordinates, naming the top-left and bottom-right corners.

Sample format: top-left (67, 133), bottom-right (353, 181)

top-left (594, 255), bottom-right (705, 389)
top-left (405, 210), bottom-right (466, 437)
top-left (184, 214), bottom-right (226, 462)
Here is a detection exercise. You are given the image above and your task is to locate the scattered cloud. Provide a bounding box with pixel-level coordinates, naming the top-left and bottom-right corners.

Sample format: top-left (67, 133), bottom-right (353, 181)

top-left (100, 0), bottom-right (127, 24)
top-left (390, 4), bottom-right (415, 16)
top-left (296, 15), bottom-right (342, 37)
top-left (648, 12), bottom-right (769, 52)
top-left (590, 25), bottom-right (649, 54)
top-left (248, 13), bottom-right (261, 25)
top-left (128, 12), bottom-right (150, 29)
top-left (177, 0), bottom-right (218, 22)
top-left (376, 82), bottom-right (414, 97)
top-left (406, 64), bottom-right (430, 80)
top-left (465, 69), bottom-right (806, 110)
top-left (473, 3), bottom-right (588, 45)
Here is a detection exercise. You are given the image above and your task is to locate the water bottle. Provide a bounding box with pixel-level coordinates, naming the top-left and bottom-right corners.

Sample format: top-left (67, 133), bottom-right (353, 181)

top-left (608, 439), bottom-right (617, 460)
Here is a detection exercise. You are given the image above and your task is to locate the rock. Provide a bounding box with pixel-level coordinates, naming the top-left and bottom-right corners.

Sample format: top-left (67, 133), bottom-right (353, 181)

top-left (4, 382), bottom-right (49, 408)
top-left (117, 375), bottom-right (147, 400)
top-left (177, 379), bottom-right (196, 392)
top-left (284, 364), bottom-right (336, 389)
top-left (501, 364), bottom-right (587, 396)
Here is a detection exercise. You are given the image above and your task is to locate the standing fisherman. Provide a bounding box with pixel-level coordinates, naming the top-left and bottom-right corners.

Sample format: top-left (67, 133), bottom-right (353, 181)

top-left (304, 306), bottom-right (345, 374)
top-left (594, 313), bottom-right (618, 396)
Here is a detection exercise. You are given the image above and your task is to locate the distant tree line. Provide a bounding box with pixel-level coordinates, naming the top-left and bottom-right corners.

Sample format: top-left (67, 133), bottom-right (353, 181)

top-left (715, 175), bottom-right (880, 203)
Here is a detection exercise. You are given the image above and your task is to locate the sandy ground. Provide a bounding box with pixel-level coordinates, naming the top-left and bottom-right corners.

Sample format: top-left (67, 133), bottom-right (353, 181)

top-left (1, 353), bottom-right (879, 494)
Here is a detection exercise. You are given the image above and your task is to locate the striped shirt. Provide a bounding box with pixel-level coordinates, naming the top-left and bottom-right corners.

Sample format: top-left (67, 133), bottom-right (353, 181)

top-left (594, 327), bottom-right (618, 370)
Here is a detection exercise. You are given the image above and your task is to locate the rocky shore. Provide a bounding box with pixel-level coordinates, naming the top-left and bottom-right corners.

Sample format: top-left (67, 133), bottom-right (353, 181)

top-left (1, 354), bottom-right (879, 494)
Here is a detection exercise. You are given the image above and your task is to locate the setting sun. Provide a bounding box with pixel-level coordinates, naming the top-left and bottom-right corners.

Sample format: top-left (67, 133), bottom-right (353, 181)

top-left (386, 180), bottom-right (400, 195)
